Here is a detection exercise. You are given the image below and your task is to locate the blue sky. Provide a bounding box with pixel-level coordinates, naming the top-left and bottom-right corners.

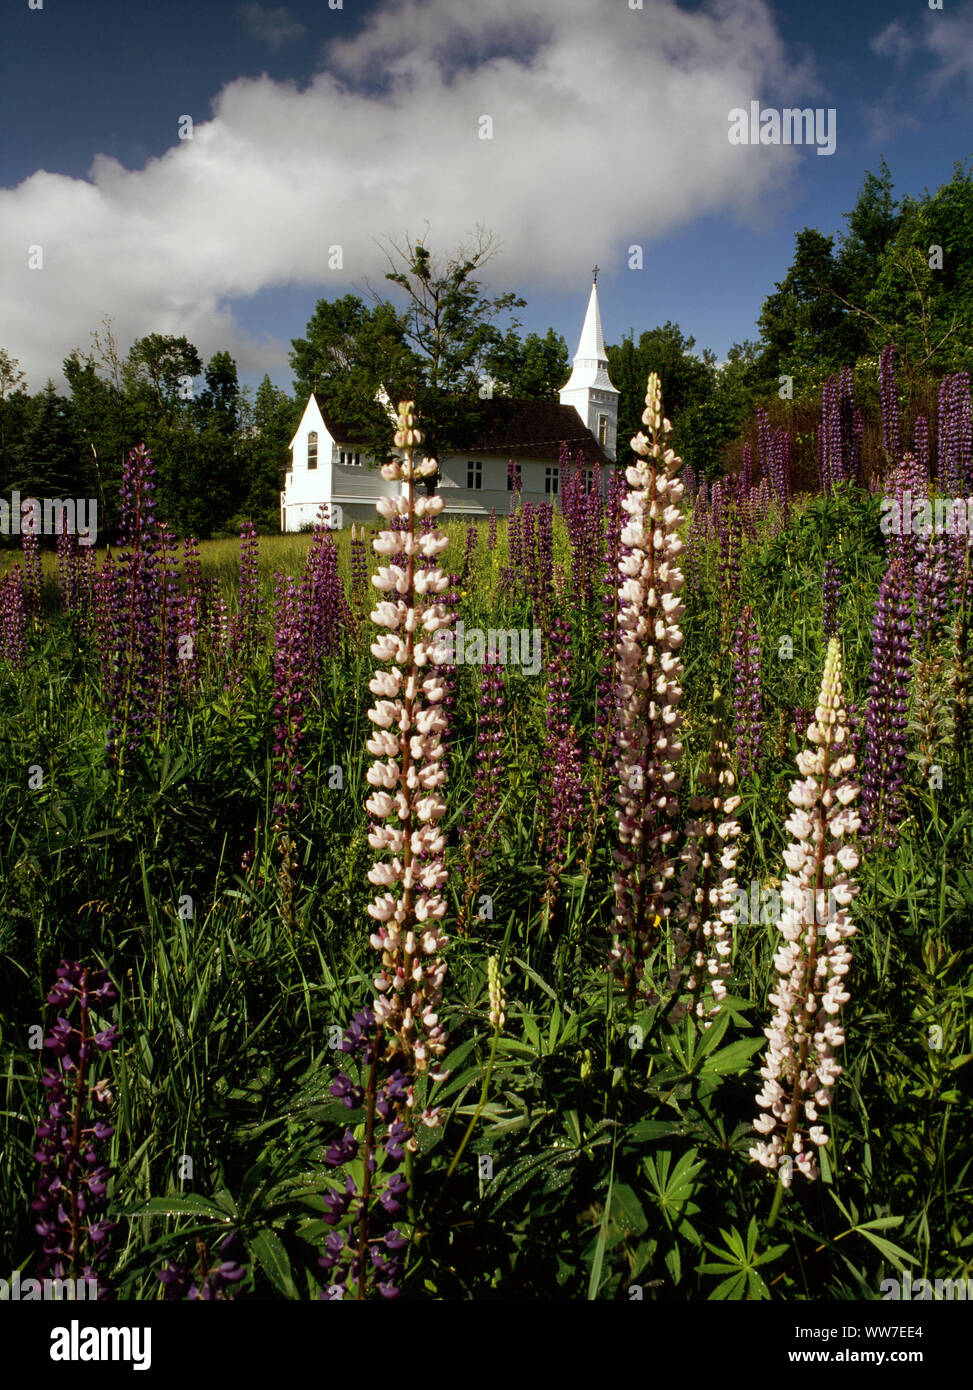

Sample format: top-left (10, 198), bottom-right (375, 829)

top-left (1, 0), bottom-right (970, 397)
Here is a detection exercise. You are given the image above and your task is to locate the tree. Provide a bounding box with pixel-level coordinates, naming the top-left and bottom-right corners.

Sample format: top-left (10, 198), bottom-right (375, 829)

top-left (607, 322), bottom-right (716, 457)
top-left (123, 333), bottom-right (203, 434)
top-left (482, 327), bottom-right (569, 399)
top-left (756, 229), bottom-right (854, 378)
top-left (194, 351), bottom-right (239, 436)
top-left (0, 349), bottom-right (27, 461)
top-left (289, 294), bottom-right (419, 460)
top-left (373, 226), bottom-right (527, 458)
top-left (239, 375), bottom-right (296, 523)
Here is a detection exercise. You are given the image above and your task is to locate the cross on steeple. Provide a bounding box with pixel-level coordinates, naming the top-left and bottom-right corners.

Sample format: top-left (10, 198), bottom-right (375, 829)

top-left (592, 264), bottom-right (600, 284)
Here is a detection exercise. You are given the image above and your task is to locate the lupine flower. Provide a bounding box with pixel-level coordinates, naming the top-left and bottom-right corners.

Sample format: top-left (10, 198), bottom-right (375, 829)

top-left (177, 536), bottom-right (202, 694)
top-left (880, 345), bottom-right (901, 466)
top-left (32, 962), bottom-right (119, 1296)
top-left (305, 518), bottom-right (351, 665)
top-left (234, 519), bottom-right (262, 667)
top-left (56, 514), bottom-right (80, 615)
top-left (159, 1234), bottom-right (247, 1300)
top-left (937, 371), bottom-right (972, 496)
top-left (271, 573), bottom-right (310, 829)
top-left (611, 373), bottom-right (686, 994)
top-left (861, 558), bottom-right (912, 849)
top-left (672, 712), bottom-right (740, 1025)
top-left (750, 638), bottom-right (860, 1185)
top-left (21, 521), bottom-right (43, 618)
top-left (732, 604), bottom-right (762, 777)
top-left (507, 459), bottom-right (522, 499)
top-left (319, 1008), bottom-right (414, 1300)
top-left (462, 522), bottom-right (478, 586)
top-left (466, 653), bottom-right (505, 865)
top-left (818, 374), bottom-right (841, 494)
top-left (883, 451), bottom-right (927, 579)
top-left (0, 568), bottom-right (27, 667)
top-left (104, 445), bottom-right (166, 769)
top-left (350, 524), bottom-right (370, 616)
top-left (822, 559), bottom-right (842, 639)
top-left (365, 402), bottom-right (451, 1079)
top-left (540, 616), bottom-right (584, 902)
top-left (487, 956), bottom-right (506, 1030)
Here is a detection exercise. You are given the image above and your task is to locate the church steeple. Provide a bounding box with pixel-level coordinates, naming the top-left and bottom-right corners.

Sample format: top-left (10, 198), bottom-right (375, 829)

top-left (559, 272), bottom-right (619, 460)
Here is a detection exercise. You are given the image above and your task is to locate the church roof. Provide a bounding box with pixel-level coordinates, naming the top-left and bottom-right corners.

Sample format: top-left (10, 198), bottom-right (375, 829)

top-left (311, 392), bottom-right (611, 465)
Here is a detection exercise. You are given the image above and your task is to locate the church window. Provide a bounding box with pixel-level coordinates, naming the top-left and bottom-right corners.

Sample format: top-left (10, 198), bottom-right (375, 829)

top-left (598, 414), bottom-right (608, 448)
top-left (545, 466), bottom-right (559, 497)
top-left (340, 451), bottom-right (361, 467)
top-left (307, 431), bottom-right (318, 469)
top-left (467, 460), bottom-right (482, 489)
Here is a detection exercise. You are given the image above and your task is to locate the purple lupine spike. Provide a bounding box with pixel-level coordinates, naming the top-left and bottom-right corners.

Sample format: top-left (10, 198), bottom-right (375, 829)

top-left (467, 654), bottom-right (505, 863)
top-left (879, 345), bottom-right (901, 466)
top-left (594, 465), bottom-right (625, 749)
top-left (540, 616), bottom-right (583, 902)
top-left (536, 502), bottom-right (555, 627)
top-left (349, 524), bottom-right (370, 617)
top-left (732, 604), bottom-right (762, 777)
top-left (104, 445), bottom-right (167, 768)
top-left (31, 961), bottom-right (119, 1298)
top-left (234, 519), bottom-right (262, 665)
top-left (861, 557), bottom-right (913, 849)
top-left (318, 1017), bottom-right (415, 1300)
top-left (771, 428), bottom-right (792, 520)
top-left (823, 559), bottom-right (843, 639)
top-left (177, 536), bottom-right (203, 693)
top-left (913, 416), bottom-right (930, 481)
top-left (271, 573), bottom-right (310, 827)
top-left (913, 534), bottom-right (950, 645)
top-left (306, 518), bottom-right (352, 664)
top-left (0, 568), bottom-right (28, 667)
top-left (792, 706), bottom-right (811, 742)
top-left (160, 1233), bottom-right (247, 1301)
top-left (938, 371), bottom-right (973, 497)
top-left (741, 443), bottom-right (753, 494)
top-left (839, 365), bottom-right (861, 487)
top-left (818, 374), bottom-right (841, 494)
top-left (883, 451), bottom-right (928, 581)
top-left (756, 407), bottom-right (773, 482)
top-left (56, 514), bottom-right (80, 614)
top-left (462, 521), bottom-right (478, 586)
top-left (21, 520), bottom-right (42, 618)
top-left (507, 459), bottom-right (521, 501)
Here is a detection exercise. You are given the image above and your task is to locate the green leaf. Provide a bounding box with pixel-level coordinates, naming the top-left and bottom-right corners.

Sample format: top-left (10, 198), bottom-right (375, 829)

top-left (116, 1194), bottom-right (236, 1221)
top-left (247, 1227), bottom-right (299, 1299)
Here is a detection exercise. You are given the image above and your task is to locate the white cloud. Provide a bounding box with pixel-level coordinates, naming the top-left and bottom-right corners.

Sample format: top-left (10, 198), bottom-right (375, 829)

top-left (2, 0), bottom-right (811, 391)
top-left (871, 9), bottom-right (973, 89)
top-left (239, 3), bottom-right (307, 50)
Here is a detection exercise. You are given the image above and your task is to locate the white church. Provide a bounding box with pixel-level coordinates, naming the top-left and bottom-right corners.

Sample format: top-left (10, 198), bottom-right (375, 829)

top-left (280, 276), bottom-right (619, 530)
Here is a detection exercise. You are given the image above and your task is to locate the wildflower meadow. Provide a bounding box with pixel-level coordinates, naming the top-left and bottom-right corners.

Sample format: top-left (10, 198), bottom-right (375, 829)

top-left (1, 355), bottom-right (971, 1314)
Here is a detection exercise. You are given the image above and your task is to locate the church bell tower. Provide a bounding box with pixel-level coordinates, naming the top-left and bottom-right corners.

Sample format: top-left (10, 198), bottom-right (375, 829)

top-left (559, 267), bottom-right (619, 461)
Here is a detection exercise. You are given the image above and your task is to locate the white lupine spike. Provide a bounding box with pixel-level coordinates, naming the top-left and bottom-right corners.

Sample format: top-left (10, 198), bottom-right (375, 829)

top-left (749, 639), bottom-right (860, 1186)
top-left (362, 401), bottom-right (451, 1091)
